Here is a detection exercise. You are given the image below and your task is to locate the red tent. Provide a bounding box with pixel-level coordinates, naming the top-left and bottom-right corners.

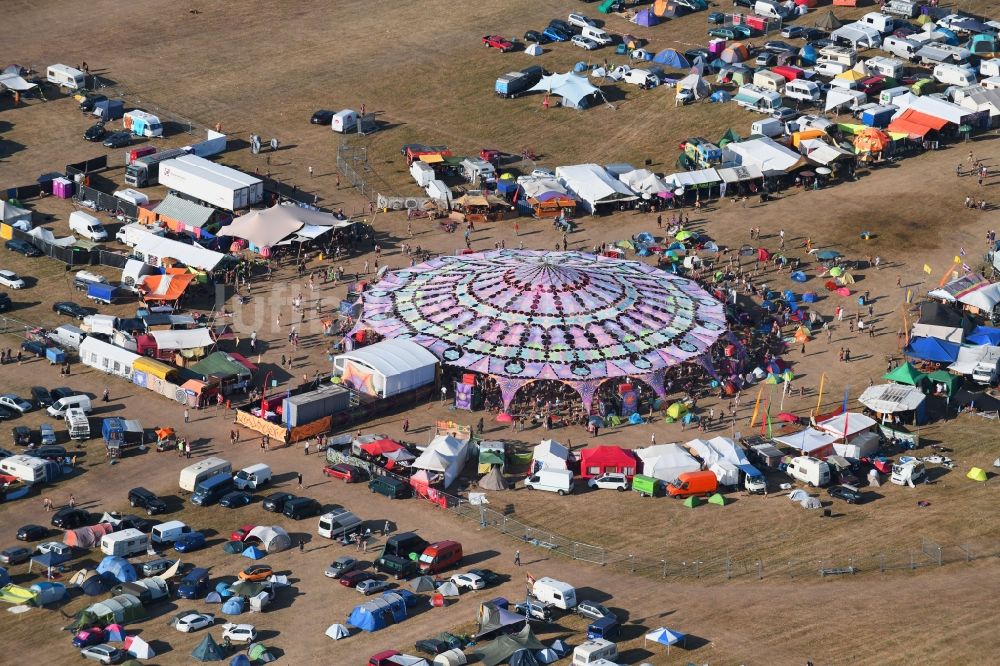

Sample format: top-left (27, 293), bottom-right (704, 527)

top-left (579, 445), bottom-right (638, 479)
top-left (360, 438), bottom-right (403, 457)
top-left (757, 247), bottom-right (771, 261)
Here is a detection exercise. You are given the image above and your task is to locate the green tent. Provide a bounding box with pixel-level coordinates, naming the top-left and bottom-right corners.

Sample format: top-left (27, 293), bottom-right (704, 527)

top-left (718, 128), bottom-right (740, 147)
top-left (598, 0), bottom-right (618, 13)
top-left (192, 634), bottom-right (225, 662)
top-left (708, 493), bottom-right (726, 506)
top-left (683, 496), bottom-right (700, 508)
top-left (247, 642), bottom-right (276, 663)
top-left (223, 541), bottom-right (244, 554)
top-left (884, 362), bottom-right (927, 386)
top-left (926, 370), bottom-right (958, 397)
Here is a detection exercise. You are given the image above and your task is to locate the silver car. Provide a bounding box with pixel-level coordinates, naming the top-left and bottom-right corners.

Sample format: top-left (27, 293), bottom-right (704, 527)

top-left (325, 555), bottom-right (359, 579)
top-left (141, 558), bottom-right (175, 577)
top-left (80, 645), bottom-right (125, 664)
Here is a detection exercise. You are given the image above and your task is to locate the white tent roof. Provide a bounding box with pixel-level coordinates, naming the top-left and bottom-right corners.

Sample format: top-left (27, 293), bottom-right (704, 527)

top-left (949, 345), bottom-right (1000, 375)
top-left (723, 137), bottom-right (804, 173)
top-left (533, 439), bottom-right (571, 469)
top-left (773, 428), bottom-right (839, 454)
top-left (412, 434), bottom-right (470, 487)
top-left (891, 93), bottom-right (969, 125)
top-left (133, 234), bottom-right (225, 272)
top-left (525, 43), bottom-right (543, 56)
top-left (636, 443), bottom-right (700, 483)
top-left (529, 72), bottom-right (601, 107)
top-left (0, 200), bottom-right (31, 223)
top-left (29, 226), bottom-right (77, 247)
top-left (336, 339), bottom-right (438, 381)
top-left (516, 177), bottom-right (571, 199)
top-left (149, 328), bottom-right (214, 350)
top-left (824, 88), bottom-right (868, 113)
top-left (958, 283), bottom-right (1000, 311)
top-left (219, 205), bottom-right (343, 248)
top-left (413, 449), bottom-right (453, 472)
top-left (817, 412), bottom-right (878, 438)
top-left (325, 623), bottom-right (350, 640)
top-left (717, 164), bottom-right (763, 183)
top-left (858, 384), bottom-right (926, 413)
top-left (0, 67), bottom-right (37, 91)
top-left (688, 436), bottom-right (750, 465)
top-left (556, 164), bottom-right (637, 210)
top-left (618, 169), bottom-right (670, 195)
top-left (664, 168), bottom-right (721, 188)
top-left (799, 138), bottom-right (854, 165)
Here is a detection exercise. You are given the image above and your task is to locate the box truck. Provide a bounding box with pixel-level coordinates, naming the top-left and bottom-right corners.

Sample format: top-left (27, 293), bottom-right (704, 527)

top-left (158, 154), bottom-right (264, 210)
top-left (125, 147), bottom-right (191, 187)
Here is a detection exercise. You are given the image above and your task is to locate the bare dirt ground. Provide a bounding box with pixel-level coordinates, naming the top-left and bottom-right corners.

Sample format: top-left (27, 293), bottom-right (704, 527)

top-left (2, 0), bottom-right (1000, 663)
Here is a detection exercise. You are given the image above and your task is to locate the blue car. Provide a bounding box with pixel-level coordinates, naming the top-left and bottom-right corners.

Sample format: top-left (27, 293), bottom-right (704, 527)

top-left (174, 532), bottom-right (207, 553)
top-left (543, 26), bottom-right (569, 42)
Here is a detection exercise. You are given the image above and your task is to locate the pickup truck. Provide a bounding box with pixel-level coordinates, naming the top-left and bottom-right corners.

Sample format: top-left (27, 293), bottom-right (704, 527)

top-left (482, 35), bottom-right (514, 52)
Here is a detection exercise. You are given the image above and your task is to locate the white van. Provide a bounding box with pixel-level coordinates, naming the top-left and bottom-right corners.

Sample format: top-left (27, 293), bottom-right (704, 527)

top-left (883, 36), bottom-right (920, 61)
top-left (786, 456), bottom-right (831, 487)
top-left (331, 109), bottom-right (358, 133)
top-left (753, 70), bottom-right (786, 93)
top-left (318, 508), bottom-right (364, 540)
top-left (581, 26), bottom-right (613, 46)
top-left (533, 577), bottom-right (577, 609)
top-left (150, 520), bottom-right (192, 545)
top-left (933, 63), bottom-right (978, 87)
top-left (233, 463), bottom-right (272, 491)
top-left (48, 324), bottom-right (86, 350)
top-left (47, 394), bottom-right (92, 417)
top-left (524, 468), bottom-right (575, 495)
top-left (179, 457), bottom-right (232, 492)
top-left (573, 639), bottom-right (619, 666)
top-left (101, 528), bottom-right (150, 557)
top-left (68, 211), bottom-right (109, 241)
top-left (890, 458), bottom-right (926, 486)
top-left (785, 79), bottom-right (821, 103)
top-left (47, 64), bottom-right (86, 89)
top-left (858, 12), bottom-right (895, 34)
top-left (753, 0), bottom-right (787, 20)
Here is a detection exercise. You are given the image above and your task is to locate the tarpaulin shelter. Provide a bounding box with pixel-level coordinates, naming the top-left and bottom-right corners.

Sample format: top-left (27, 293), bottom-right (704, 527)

top-left (477, 598), bottom-right (527, 638)
top-left (479, 465), bottom-right (508, 491)
top-left (434, 648), bottom-right (468, 666)
top-left (905, 337), bottom-right (960, 364)
top-left (64, 523), bottom-right (114, 549)
top-left (859, 384), bottom-right (927, 417)
top-left (535, 648), bottom-right (559, 664)
top-left (97, 556), bottom-right (138, 585)
top-left (814, 11), bottom-right (842, 30)
top-left (220, 205), bottom-right (341, 250)
top-left (887, 108), bottom-right (949, 139)
top-left (139, 272), bottom-right (195, 303)
top-left (246, 526), bottom-right (291, 553)
top-left (510, 649), bottom-right (541, 666)
top-left (529, 72), bottom-right (604, 109)
top-left (911, 302), bottom-right (971, 343)
top-left (579, 445), bottom-right (638, 478)
top-left (966, 326), bottom-right (1000, 346)
top-left (192, 634), bottom-right (225, 661)
top-left (472, 625), bottom-right (546, 666)
top-left (883, 362), bottom-right (927, 386)
top-left (361, 438), bottom-right (404, 457)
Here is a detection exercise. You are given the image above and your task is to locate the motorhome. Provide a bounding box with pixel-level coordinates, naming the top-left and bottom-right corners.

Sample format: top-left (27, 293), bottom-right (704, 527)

top-left (733, 84), bottom-right (783, 112)
top-left (865, 56), bottom-right (905, 79)
top-left (753, 70), bottom-right (786, 93)
top-left (317, 508), bottom-right (364, 540)
top-left (785, 456), bottom-right (831, 487)
top-left (179, 457), bottom-right (232, 492)
top-left (65, 408), bottom-right (91, 441)
top-left (858, 12), bottom-right (895, 34)
top-left (785, 79), bottom-right (821, 103)
top-left (101, 529), bottom-right (150, 557)
top-left (819, 45), bottom-right (858, 67)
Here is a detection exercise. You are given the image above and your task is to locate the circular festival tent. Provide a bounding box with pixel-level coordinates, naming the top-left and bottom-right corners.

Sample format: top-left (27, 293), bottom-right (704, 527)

top-left (354, 250), bottom-right (726, 411)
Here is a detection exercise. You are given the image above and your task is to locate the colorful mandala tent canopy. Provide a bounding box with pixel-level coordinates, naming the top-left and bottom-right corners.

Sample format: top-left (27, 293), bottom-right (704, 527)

top-left (356, 251), bottom-right (725, 407)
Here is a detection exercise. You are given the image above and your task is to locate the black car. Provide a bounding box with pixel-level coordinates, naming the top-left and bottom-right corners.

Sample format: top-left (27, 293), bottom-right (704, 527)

top-left (467, 568), bottom-right (503, 587)
top-left (0, 546), bottom-right (31, 565)
top-left (415, 635), bottom-right (463, 656)
top-left (79, 94), bottom-right (107, 112)
top-left (524, 30), bottom-right (549, 44)
top-left (732, 0), bottom-right (754, 6)
top-left (11, 426), bottom-right (31, 446)
top-left (20, 340), bottom-right (47, 357)
top-left (30, 387), bottom-right (53, 407)
top-left (0, 406), bottom-right (15, 421)
top-left (262, 492), bottom-right (295, 513)
top-left (53, 301), bottom-right (90, 319)
top-left (547, 19), bottom-right (573, 34)
top-left (84, 122), bottom-right (107, 142)
top-left (828, 485), bottom-right (864, 504)
top-left (35, 446), bottom-right (66, 461)
top-left (51, 387), bottom-right (77, 401)
top-left (5, 240), bottom-right (42, 257)
top-left (102, 131), bottom-right (132, 148)
top-left (801, 28), bottom-right (826, 41)
top-left (219, 490), bottom-right (253, 508)
top-left (282, 496), bottom-right (321, 519)
top-left (128, 487), bottom-right (167, 515)
top-left (764, 40), bottom-right (797, 54)
top-left (310, 109), bottom-right (335, 125)
top-left (809, 38), bottom-right (834, 50)
top-left (51, 507), bottom-right (93, 529)
top-left (16, 524), bottom-right (47, 541)
top-left (0, 293), bottom-right (11, 312)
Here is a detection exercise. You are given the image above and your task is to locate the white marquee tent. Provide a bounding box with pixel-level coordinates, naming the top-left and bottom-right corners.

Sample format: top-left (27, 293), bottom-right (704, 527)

top-left (334, 339), bottom-right (438, 398)
top-left (529, 72), bottom-right (603, 109)
top-left (532, 439), bottom-right (572, 471)
top-left (556, 164), bottom-right (638, 213)
top-left (635, 443), bottom-right (700, 483)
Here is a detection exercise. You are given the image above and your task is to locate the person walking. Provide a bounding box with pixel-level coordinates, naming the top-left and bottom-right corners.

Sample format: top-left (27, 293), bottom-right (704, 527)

top-left (43, 497), bottom-right (52, 512)
top-left (299, 540), bottom-right (305, 553)
top-left (383, 520), bottom-right (390, 536)
top-left (184, 408), bottom-right (189, 423)
top-left (102, 388), bottom-right (110, 402)
top-left (185, 440), bottom-right (191, 458)
top-left (69, 495), bottom-right (76, 509)
top-left (308, 166), bottom-right (314, 178)
top-left (297, 472), bottom-right (303, 488)
top-left (514, 550), bottom-right (521, 567)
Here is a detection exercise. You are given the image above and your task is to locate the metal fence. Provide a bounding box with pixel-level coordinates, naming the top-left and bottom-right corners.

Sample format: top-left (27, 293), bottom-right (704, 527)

top-left (326, 449), bottom-right (1000, 581)
top-left (336, 138), bottom-right (397, 204)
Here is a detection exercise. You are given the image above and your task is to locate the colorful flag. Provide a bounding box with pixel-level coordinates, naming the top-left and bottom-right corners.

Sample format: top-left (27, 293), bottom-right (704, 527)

top-left (960, 247), bottom-right (966, 257)
top-left (841, 387), bottom-right (850, 439)
top-left (954, 256), bottom-right (962, 264)
top-left (526, 572), bottom-right (536, 586)
top-left (923, 264), bottom-right (932, 274)
top-left (962, 263), bottom-right (971, 272)
top-left (906, 288), bottom-right (913, 304)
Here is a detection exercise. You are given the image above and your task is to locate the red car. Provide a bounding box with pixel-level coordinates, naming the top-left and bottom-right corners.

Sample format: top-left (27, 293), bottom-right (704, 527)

top-left (230, 524), bottom-right (257, 541)
top-left (482, 35), bottom-right (514, 52)
top-left (339, 570), bottom-right (375, 588)
top-left (369, 651), bottom-right (402, 666)
top-left (323, 464), bottom-right (366, 483)
top-left (480, 148), bottom-right (502, 165)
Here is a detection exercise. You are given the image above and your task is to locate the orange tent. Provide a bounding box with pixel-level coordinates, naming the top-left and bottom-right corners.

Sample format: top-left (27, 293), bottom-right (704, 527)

top-left (853, 127), bottom-right (890, 154)
top-left (794, 326), bottom-right (811, 343)
top-left (139, 273), bottom-right (195, 302)
top-left (721, 43), bottom-right (750, 63)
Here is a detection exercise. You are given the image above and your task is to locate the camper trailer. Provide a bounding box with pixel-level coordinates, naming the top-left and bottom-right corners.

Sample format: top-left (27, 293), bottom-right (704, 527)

top-left (858, 12), bottom-right (896, 34)
top-left (865, 56), bottom-right (905, 79)
top-left (179, 457), bottom-right (232, 492)
top-left (785, 456), bottom-right (831, 487)
top-left (751, 118), bottom-right (785, 137)
top-left (101, 529), bottom-right (150, 557)
top-left (753, 70), bottom-right (786, 93)
top-left (572, 639), bottom-right (619, 666)
top-left (785, 79), bottom-right (821, 103)
top-left (532, 577), bottom-right (577, 609)
top-left (122, 110), bottom-right (164, 138)
top-left (331, 110), bottom-right (359, 133)
top-left (819, 45), bottom-right (858, 67)
top-left (47, 64), bottom-right (86, 89)
top-left (933, 64), bottom-right (978, 87)
top-left (733, 84), bottom-right (783, 112)
top-left (0, 455), bottom-right (50, 484)
top-left (883, 36), bottom-right (920, 61)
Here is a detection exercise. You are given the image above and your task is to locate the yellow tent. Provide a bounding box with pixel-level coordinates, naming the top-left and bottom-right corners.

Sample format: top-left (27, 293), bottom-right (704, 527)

top-left (837, 272), bottom-right (856, 285)
top-left (966, 467), bottom-right (987, 482)
top-left (666, 402), bottom-right (687, 419)
top-left (835, 69), bottom-right (866, 82)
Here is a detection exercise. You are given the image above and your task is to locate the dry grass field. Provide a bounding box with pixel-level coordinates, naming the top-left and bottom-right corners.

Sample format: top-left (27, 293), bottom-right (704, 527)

top-left (2, 0), bottom-right (1000, 664)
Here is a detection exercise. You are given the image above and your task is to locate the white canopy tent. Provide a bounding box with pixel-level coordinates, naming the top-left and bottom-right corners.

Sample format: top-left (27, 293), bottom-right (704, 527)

top-left (529, 72), bottom-right (603, 109)
top-left (817, 412), bottom-right (878, 440)
top-left (664, 168), bottom-right (721, 189)
top-left (858, 384), bottom-right (926, 414)
top-left (412, 435), bottom-right (470, 488)
top-left (133, 234), bottom-right (226, 272)
top-left (618, 169), bottom-right (670, 196)
top-left (556, 164), bottom-right (638, 213)
top-left (635, 443), bottom-right (701, 483)
top-left (219, 204), bottom-right (342, 248)
top-left (149, 328), bottom-right (215, 351)
top-left (722, 137), bottom-right (805, 173)
top-left (891, 93), bottom-right (972, 126)
top-left (799, 138), bottom-right (854, 166)
top-left (532, 439), bottom-right (572, 470)
top-left (774, 428), bottom-right (839, 456)
top-left (687, 436), bottom-right (750, 466)
top-left (958, 283), bottom-right (1000, 312)
top-left (334, 339), bottom-right (438, 398)
top-left (949, 345), bottom-right (1000, 376)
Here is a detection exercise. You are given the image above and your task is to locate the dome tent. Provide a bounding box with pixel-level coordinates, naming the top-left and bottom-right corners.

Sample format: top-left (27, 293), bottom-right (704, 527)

top-left (192, 634), bottom-right (225, 662)
top-left (96, 556), bottom-right (138, 585)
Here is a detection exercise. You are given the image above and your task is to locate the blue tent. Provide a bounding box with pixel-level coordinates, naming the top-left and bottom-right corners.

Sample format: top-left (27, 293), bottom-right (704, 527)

top-left (634, 9), bottom-right (658, 26)
top-left (799, 44), bottom-right (817, 65)
top-left (230, 656), bottom-right (252, 666)
top-left (791, 271), bottom-right (808, 282)
top-left (386, 589), bottom-right (419, 609)
top-left (710, 90), bottom-right (731, 103)
top-left (242, 546), bottom-right (266, 560)
top-left (802, 292), bottom-right (818, 303)
top-left (96, 556), bottom-right (137, 584)
top-left (933, 28), bottom-right (959, 45)
top-left (221, 596), bottom-right (245, 615)
top-left (653, 49), bottom-right (690, 68)
top-left (29, 550), bottom-right (70, 574)
top-left (348, 593), bottom-right (409, 632)
top-left (29, 582), bottom-right (67, 606)
top-left (966, 326), bottom-right (1000, 346)
top-left (905, 337), bottom-right (960, 363)
top-left (215, 582), bottom-right (233, 597)
top-left (573, 61), bottom-right (589, 73)
top-left (0, 567), bottom-right (9, 588)
top-left (550, 639), bottom-right (570, 657)
top-left (80, 573), bottom-right (109, 596)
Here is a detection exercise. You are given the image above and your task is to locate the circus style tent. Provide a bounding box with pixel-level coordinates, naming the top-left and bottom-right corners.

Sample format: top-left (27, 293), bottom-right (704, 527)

top-left (355, 251), bottom-right (725, 411)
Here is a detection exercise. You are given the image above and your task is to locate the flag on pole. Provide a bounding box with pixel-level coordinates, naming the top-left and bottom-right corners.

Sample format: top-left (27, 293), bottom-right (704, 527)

top-left (923, 264), bottom-right (932, 274)
top-left (954, 256), bottom-right (962, 264)
top-left (526, 572), bottom-right (536, 587)
top-left (760, 399), bottom-right (769, 436)
top-left (960, 247), bottom-right (966, 257)
top-left (814, 373), bottom-right (826, 417)
top-left (962, 263), bottom-right (971, 272)
top-left (749, 384), bottom-right (764, 427)
top-left (906, 288), bottom-right (913, 304)
top-left (841, 386), bottom-right (850, 439)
